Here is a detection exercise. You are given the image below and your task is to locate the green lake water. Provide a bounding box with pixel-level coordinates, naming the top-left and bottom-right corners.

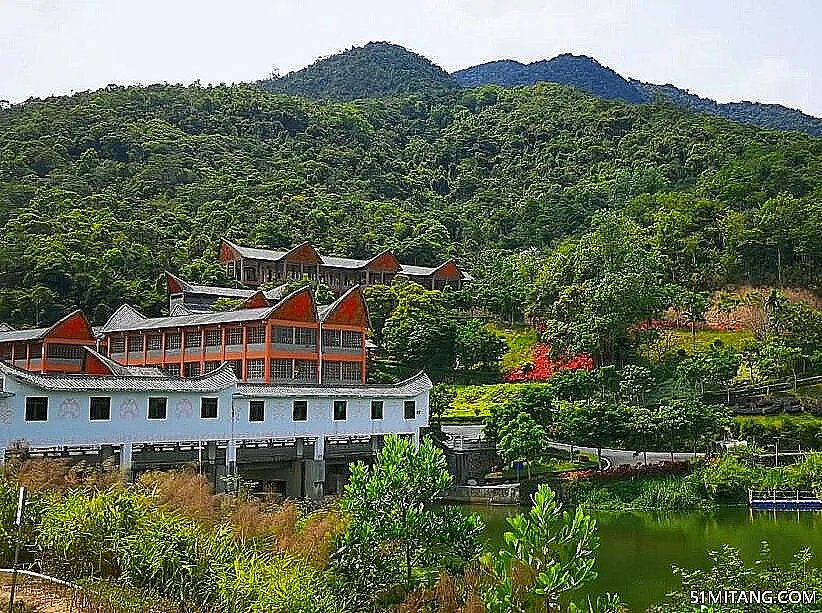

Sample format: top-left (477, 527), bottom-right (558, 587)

top-left (468, 505), bottom-right (822, 612)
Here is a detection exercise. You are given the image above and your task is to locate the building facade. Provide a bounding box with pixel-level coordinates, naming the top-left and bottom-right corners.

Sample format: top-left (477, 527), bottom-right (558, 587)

top-left (99, 286), bottom-right (369, 385)
top-left (0, 362), bottom-right (431, 498)
top-left (219, 239), bottom-right (472, 292)
top-left (0, 311), bottom-right (100, 375)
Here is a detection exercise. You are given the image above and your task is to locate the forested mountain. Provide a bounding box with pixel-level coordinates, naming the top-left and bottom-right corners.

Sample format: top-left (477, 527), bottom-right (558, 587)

top-left (258, 42), bottom-right (458, 101)
top-left (632, 80), bottom-right (822, 136)
top-left (454, 53), bottom-right (822, 137)
top-left (452, 54), bottom-right (645, 103)
top-left (0, 81), bottom-right (821, 327)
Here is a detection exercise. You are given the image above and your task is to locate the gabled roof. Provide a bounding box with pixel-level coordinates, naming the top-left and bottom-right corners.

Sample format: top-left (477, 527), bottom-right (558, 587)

top-left (0, 323), bottom-right (14, 333)
top-left (169, 303), bottom-right (194, 317)
top-left (0, 310), bottom-right (95, 344)
top-left (80, 346), bottom-right (165, 377)
top-left (236, 371), bottom-right (432, 398)
top-left (220, 238), bottom-right (289, 262)
top-left (104, 304), bottom-right (147, 330)
top-left (0, 361), bottom-right (237, 393)
top-left (102, 287), bottom-right (318, 333)
top-left (166, 271), bottom-right (289, 302)
top-left (318, 285), bottom-right (369, 327)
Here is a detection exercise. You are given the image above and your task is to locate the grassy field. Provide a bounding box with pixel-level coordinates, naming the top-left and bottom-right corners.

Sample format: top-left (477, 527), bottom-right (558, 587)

top-left (665, 328), bottom-right (755, 353)
top-left (489, 324), bottom-right (539, 374)
top-left (440, 382), bottom-right (553, 420)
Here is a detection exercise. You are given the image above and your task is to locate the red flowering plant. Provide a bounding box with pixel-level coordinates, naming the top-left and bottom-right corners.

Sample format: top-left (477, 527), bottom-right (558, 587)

top-left (505, 343), bottom-right (594, 382)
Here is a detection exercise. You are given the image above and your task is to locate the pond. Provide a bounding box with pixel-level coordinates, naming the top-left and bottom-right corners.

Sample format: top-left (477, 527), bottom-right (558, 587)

top-left (467, 505), bottom-right (822, 612)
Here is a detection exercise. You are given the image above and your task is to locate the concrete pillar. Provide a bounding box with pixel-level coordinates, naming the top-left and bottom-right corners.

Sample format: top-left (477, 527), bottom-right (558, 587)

top-left (120, 443), bottom-right (133, 482)
top-left (303, 459), bottom-right (326, 501)
top-left (0, 447), bottom-right (6, 471)
top-left (225, 439), bottom-right (237, 493)
top-left (295, 437), bottom-right (304, 459)
top-left (288, 460), bottom-right (303, 498)
top-left (314, 436), bottom-right (325, 461)
top-left (206, 440), bottom-right (218, 489)
top-left (412, 430), bottom-right (421, 448)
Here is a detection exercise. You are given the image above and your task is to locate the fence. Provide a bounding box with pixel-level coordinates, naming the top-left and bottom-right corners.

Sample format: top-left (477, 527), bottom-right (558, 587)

top-left (0, 569), bottom-right (177, 613)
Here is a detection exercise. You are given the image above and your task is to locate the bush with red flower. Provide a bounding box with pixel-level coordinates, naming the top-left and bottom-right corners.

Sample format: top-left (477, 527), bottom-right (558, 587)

top-left (505, 343), bottom-right (594, 382)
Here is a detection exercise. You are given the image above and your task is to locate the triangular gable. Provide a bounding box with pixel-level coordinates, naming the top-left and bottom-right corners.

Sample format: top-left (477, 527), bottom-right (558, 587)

top-left (82, 348), bottom-right (119, 376)
top-left (240, 291), bottom-right (271, 310)
top-left (321, 286), bottom-right (370, 328)
top-left (165, 271), bottom-right (192, 295)
top-left (0, 322), bottom-right (14, 332)
top-left (102, 304), bottom-right (147, 332)
top-left (219, 238), bottom-right (242, 262)
top-left (44, 310), bottom-right (96, 342)
top-left (283, 242), bottom-right (322, 265)
top-left (268, 287), bottom-right (317, 323)
top-left (431, 260), bottom-right (463, 280)
top-left (366, 251), bottom-right (402, 273)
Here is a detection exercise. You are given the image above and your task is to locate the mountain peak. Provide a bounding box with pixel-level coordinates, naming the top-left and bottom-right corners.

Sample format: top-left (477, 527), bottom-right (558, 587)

top-left (259, 42), bottom-right (458, 101)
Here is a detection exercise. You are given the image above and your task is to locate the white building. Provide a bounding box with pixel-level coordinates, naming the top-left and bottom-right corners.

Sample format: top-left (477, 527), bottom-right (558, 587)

top-left (0, 357), bottom-right (431, 498)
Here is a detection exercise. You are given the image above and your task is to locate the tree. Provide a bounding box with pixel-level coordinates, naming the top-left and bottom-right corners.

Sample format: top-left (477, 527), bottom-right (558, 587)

top-left (497, 412), bottom-right (547, 479)
top-left (455, 319), bottom-right (506, 370)
top-left (618, 365), bottom-right (654, 406)
top-left (483, 485), bottom-right (618, 613)
top-left (362, 283), bottom-right (399, 344)
top-left (669, 286), bottom-right (711, 350)
top-left (554, 401), bottom-right (627, 469)
top-left (382, 284), bottom-right (457, 372)
top-left (335, 435), bottom-right (483, 603)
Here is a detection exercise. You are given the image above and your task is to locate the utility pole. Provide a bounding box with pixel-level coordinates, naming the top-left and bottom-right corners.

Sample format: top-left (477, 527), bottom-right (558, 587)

top-left (8, 486), bottom-right (26, 613)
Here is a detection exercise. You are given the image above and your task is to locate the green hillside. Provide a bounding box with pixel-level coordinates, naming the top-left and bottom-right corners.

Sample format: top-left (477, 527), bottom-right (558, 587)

top-left (259, 42), bottom-right (459, 101)
top-left (0, 82), bottom-right (821, 325)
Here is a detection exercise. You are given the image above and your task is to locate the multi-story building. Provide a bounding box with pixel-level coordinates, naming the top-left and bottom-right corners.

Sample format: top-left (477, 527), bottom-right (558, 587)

top-left (0, 310), bottom-right (100, 375)
top-left (219, 239), bottom-right (472, 292)
top-left (0, 360), bottom-right (431, 498)
top-left (99, 285), bottom-right (369, 384)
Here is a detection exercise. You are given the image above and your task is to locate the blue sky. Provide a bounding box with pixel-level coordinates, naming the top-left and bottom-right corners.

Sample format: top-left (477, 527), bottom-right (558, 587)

top-left (1, 0), bottom-right (818, 116)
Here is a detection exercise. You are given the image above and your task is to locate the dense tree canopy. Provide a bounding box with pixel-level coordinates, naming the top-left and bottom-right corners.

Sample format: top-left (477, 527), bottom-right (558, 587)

top-left (1, 81), bottom-right (821, 327)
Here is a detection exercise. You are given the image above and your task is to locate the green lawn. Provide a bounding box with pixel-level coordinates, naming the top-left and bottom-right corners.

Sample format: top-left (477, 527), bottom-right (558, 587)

top-left (442, 383), bottom-right (529, 419)
top-left (666, 328), bottom-right (755, 353)
top-left (489, 324), bottom-right (539, 374)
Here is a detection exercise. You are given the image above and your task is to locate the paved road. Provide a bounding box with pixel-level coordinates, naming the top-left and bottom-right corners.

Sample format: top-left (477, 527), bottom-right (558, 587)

top-left (439, 425), bottom-right (701, 468)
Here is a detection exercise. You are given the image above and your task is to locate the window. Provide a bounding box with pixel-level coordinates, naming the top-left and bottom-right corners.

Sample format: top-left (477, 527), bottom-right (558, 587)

top-left (246, 359), bottom-right (265, 380)
top-left (226, 328), bottom-right (243, 345)
top-left (147, 335), bottom-right (162, 351)
top-left (90, 397), bottom-right (111, 421)
top-left (333, 400), bottom-right (347, 421)
top-left (200, 398), bottom-right (218, 419)
top-left (271, 359), bottom-right (291, 380)
top-left (322, 329), bottom-right (341, 347)
top-left (273, 326), bottom-right (293, 344)
top-left (109, 337), bottom-right (125, 353)
top-left (342, 331), bottom-right (362, 348)
top-left (247, 326), bottom-right (265, 344)
top-left (148, 397), bottom-right (167, 419)
top-left (165, 363), bottom-right (181, 377)
top-left (184, 330), bottom-right (201, 348)
top-left (371, 400), bottom-right (383, 420)
top-left (165, 333), bottom-right (181, 350)
top-left (244, 267), bottom-right (257, 281)
top-left (205, 329), bottom-right (222, 347)
top-left (228, 360), bottom-right (242, 378)
top-left (294, 360), bottom-right (317, 382)
top-left (25, 397), bottom-right (48, 421)
top-left (295, 327), bottom-right (317, 346)
top-left (249, 400), bottom-right (265, 422)
top-left (322, 361), bottom-right (341, 381)
top-left (292, 400), bottom-right (307, 421)
top-left (0, 345), bottom-right (10, 361)
top-left (184, 362), bottom-right (201, 377)
top-left (227, 261), bottom-right (236, 279)
top-left (204, 360), bottom-right (221, 373)
top-left (341, 361), bottom-right (362, 382)
top-left (128, 335), bottom-right (145, 352)
top-left (47, 344), bottom-right (84, 359)
top-left (404, 400), bottom-right (416, 420)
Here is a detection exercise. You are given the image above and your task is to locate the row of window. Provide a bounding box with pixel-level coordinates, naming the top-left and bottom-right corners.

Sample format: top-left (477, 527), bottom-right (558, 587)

top-left (0, 343), bottom-right (86, 361)
top-left (24, 397), bottom-right (417, 423)
top-left (109, 328), bottom-right (362, 353)
top-left (25, 396), bottom-right (219, 422)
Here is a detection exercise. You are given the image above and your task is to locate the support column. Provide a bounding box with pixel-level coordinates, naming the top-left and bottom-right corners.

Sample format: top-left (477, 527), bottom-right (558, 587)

top-left (120, 443), bottom-right (133, 482)
top-left (304, 437), bottom-right (326, 501)
top-left (226, 439), bottom-right (237, 491)
top-left (206, 440), bottom-right (218, 490)
top-left (412, 430), bottom-right (421, 448)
